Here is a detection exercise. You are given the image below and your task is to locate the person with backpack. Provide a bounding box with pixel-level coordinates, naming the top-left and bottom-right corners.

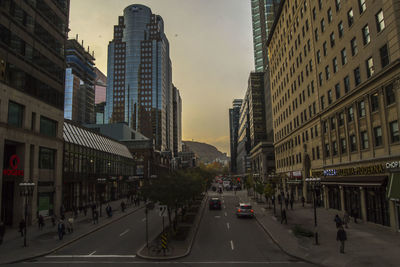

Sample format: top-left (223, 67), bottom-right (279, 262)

top-left (57, 220), bottom-right (65, 240)
top-left (336, 225), bottom-right (347, 253)
top-left (334, 214), bottom-right (342, 228)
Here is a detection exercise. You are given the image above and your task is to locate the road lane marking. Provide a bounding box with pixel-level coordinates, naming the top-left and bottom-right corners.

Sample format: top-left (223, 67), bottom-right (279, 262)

top-left (227, 222), bottom-right (230, 229)
top-left (119, 229), bottom-right (130, 236)
top-left (230, 240), bottom-right (234, 250)
top-left (224, 212), bottom-right (227, 217)
top-left (89, 251), bottom-right (96, 256)
top-left (46, 255), bottom-right (137, 258)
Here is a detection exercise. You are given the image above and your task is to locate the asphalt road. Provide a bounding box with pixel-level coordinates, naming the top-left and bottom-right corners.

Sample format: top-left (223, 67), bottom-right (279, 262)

top-left (19, 189), bottom-right (312, 266)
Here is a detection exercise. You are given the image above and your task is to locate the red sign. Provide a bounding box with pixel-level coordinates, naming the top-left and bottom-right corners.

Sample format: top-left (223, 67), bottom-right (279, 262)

top-left (2, 155), bottom-right (24, 176)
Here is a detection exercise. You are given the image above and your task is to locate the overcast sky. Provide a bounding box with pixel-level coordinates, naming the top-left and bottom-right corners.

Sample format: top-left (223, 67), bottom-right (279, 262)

top-left (69, 0), bottom-right (255, 155)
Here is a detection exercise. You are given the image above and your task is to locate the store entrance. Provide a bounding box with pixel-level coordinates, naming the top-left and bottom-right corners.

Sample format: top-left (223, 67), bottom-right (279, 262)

top-left (1, 181), bottom-right (14, 226)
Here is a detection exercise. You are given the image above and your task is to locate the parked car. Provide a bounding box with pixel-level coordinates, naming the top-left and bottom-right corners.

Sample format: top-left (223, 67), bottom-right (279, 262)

top-left (209, 198), bottom-right (222, 210)
top-left (236, 203), bottom-right (254, 218)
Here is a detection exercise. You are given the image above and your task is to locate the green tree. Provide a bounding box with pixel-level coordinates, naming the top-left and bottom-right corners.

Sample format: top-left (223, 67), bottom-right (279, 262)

top-left (255, 181), bottom-right (264, 202)
top-left (264, 183), bottom-right (274, 208)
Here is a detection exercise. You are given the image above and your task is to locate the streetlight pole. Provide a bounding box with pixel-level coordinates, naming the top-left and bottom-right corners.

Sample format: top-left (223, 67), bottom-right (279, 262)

top-left (306, 177), bottom-right (321, 245)
top-left (19, 182), bottom-right (35, 247)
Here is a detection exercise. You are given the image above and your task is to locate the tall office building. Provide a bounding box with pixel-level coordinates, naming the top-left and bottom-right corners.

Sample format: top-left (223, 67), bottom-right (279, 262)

top-left (172, 85), bottom-right (182, 157)
top-left (236, 95), bottom-right (251, 175)
top-left (251, 0), bottom-right (280, 72)
top-left (0, 0), bottom-right (70, 226)
top-left (105, 4), bottom-right (173, 151)
top-left (268, 0), bottom-right (400, 230)
top-left (229, 99), bottom-right (243, 173)
top-left (64, 38), bottom-right (96, 124)
top-left (94, 67), bottom-right (107, 124)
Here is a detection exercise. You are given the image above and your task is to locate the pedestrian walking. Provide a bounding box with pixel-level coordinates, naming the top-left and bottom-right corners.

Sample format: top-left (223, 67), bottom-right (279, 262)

top-left (343, 211), bottom-right (350, 228)
top-left (19, 219), bottom-right (25, 237)
top-left (57, 220), bottom-right (65, 240)
top-left (93, 210), bottom-right (99, 224)
top-left (301, 196), bottom-right (305, 207)
top-left (290, 198), bottom-right (294, 210)
top-left (106, 204), bottom-right (112, 217)
top-left (120, 201), bottom-right (126, 212)
top-left (336, 226), bottom-right (347, 253)
top-left (38, 214), bottom-right (45, 230)
top-left (0, 221), bottom-right (5, 245)
top-left (67, 217), bottom-right (74, 233)
top-left (284, 197), bottom-right (289, 209)
top-left (281, 209), bottom-right (287, 224)
top-left (334, 214), bottom-right (343, 228)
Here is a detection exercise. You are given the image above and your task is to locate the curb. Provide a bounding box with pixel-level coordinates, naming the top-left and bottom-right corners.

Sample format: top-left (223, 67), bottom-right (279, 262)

top-left (2, 205), bottom-right (145, 265)
top-left (136, 194), bottom-right (208, 260)
top-left (254, 210), bottom-right (323, 267)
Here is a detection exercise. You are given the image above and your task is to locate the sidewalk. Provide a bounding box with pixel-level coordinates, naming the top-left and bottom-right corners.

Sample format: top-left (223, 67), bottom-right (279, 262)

top-left (239, 190), bottom-right (400, 267)
top-left (0, 199), bottom-right (144, 264)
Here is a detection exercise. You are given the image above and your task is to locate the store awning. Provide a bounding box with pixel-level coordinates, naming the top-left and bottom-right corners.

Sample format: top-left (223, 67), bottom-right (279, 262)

top-left (387, 173), bottom-right (400, 201)
top-left (320, 175), bottom-right (387, 186)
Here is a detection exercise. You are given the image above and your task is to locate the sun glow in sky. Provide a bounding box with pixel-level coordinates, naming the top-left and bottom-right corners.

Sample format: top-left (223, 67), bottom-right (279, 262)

top-left (69, 0), bottom-right (255, 155)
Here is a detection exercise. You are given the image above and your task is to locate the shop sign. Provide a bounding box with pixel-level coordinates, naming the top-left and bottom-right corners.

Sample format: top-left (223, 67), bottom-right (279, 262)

top-left (2, 155), bottom-right (24, 176)
top-left (312, 164), bottom-right (385, 177)
top-left (323, 169), bottom-right (337, 176)
top-left (386, 161), bottom-right (400, 169)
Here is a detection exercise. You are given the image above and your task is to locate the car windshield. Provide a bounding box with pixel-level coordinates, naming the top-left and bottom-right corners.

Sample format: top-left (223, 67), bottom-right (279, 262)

top-left (240, 205), bottom-right (252, 209)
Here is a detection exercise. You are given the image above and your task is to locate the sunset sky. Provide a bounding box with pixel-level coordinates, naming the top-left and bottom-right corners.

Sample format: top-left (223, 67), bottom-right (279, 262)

top-left (69, 0), bottom-right (255, 155)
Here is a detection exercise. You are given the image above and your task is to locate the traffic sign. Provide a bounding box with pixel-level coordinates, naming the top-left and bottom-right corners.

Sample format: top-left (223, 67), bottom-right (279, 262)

top-left (159, 205), bottom-right (167, 217)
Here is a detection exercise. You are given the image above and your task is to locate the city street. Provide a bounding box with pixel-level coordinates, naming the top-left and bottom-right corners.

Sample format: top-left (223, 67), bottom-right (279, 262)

top-left (17, 189), bottom-right (310, 266)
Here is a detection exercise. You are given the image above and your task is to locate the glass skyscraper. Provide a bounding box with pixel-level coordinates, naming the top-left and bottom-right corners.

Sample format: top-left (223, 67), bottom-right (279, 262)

top-left (105, 4), bottom-right (173, 151)
top-left (251, 0), bottom-right (280, 72)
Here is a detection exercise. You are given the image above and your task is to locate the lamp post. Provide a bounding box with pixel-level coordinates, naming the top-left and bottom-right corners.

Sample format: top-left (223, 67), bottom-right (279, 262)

top-left (97, 178), bottom-right (106, 217)
top-left (19, 181), bottom-right (35, 247)
top-left (306, 177), bottom-right (321, 245)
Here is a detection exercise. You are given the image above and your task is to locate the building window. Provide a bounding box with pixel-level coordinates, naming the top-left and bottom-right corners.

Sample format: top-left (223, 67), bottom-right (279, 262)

top-left (366, 57), bottom-right (374, 78)
top-left (325, 65), bottom-right (330, 80)
top-left (335, 83), bottom-right (341, 99)
top-left (374, 126), bottom-right (383, 147)
top-left (323, 120), bottom-right (328, 133)
top-left (348, 106), bottom-right (354, 122)
top-left (336, 0), bottom-right (341, 11)
top-left (8, 101), bottom-right (24, 128)
top-left (351, 38), bottom-right (358, 56)
top-left (325, 144), bottom-right (330, 157)
top-left (313, 7), bottom-right (316, 20)
top-left (330, 32), bottom-right (335, 47)
top-left (350, 135), bottom-right (357, 152)
top-left (341, 138), bottom-right (347, 153)
top-left (341, 48), bottom-right (347, 65)
top-left (344, 75), bottom-right (350, 93)
top-left (338, 21), bottom-right (344, 38)
top-left (333, 141), bottom-right (338, 156)
top-left (390, 121), bottom-right (400, 143)
top-left (316, 146), bottom-right (320, 159)
top-left (323, 42), bottom-right (327, 56)
top-left (361, 131), bottom-right (369, 149)
top-left (385, 83), bottom-right (395, 105)
top-left (358, 0), bottom-right (366, 14)
top-left (321, 19), bottom-right (325, 32)
top-left (380, 44), bottom-right (389, 68)
top-left (328, 90), bottom-right (333, 104)
top-left (331, 117), bottom-right (336, 129)
top-left (317, 50), bottom-right (321, 64)
top-left (348, 9), bottom-right (354, 27)
top-left (333, 57), bottom-right (338, 73)
top-left (354, 67), bottom-right (361, 86)
top-left (39, 147), bottom-right (55, 169)
top-left (318, 0), bottom-right (322, 10)
top-left (370, 92), bottom-right (379, 112)
top-left (327, 8), bottom-right (333, 23)
top-left (362, 25), bottom-right (370, 45)
top-left (315, 29), bottom-right (319, 41)
top-left (376, 10), bottom-right (385, 32)
top-left (321, 95), bottom-right (325, 110)
top-left (319, 72), bottom-right (323, 86)
top-left (339, 112), bottom-right (345, 126)
top-left (40, 116), bottom-right (57, 137)
top-left (358, 100), bottom-right (366, 117)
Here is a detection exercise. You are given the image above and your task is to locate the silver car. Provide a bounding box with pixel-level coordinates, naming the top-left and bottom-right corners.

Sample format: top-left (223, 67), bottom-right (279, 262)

top-left (236, 203), bottom-right (254, 218)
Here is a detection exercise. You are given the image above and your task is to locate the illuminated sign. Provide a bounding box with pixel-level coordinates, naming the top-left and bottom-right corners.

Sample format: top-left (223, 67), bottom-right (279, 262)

top-left (2, 155), bottom-right (24, 176)
top-left (323, 169), bottom-right (337, 176)
top-left (386, 161), bottom-right (400, 169)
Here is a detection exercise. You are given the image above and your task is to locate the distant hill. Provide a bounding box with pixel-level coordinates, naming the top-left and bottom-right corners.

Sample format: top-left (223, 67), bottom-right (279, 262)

top-left (183, 141), bottom-right (228, 164)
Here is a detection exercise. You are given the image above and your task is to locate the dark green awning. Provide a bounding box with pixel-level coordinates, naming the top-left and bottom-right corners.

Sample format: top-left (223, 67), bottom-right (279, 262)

top-left (387, 173), bottom-right (400, 201)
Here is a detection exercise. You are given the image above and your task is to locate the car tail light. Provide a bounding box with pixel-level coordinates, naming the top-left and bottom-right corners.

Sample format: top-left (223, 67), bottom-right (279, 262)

top-left (251, 209), bottom-right (254, 213)
top-left (238, 209), bottom-right (241, 212)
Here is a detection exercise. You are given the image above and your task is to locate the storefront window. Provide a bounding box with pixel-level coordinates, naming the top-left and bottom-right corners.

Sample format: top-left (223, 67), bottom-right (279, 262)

top-left (328, 186), bottom-right (341, 210)
top-left (344, 187), bottom-right (361, 220)
top-left (366, 187), bottom-right (390, 226)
